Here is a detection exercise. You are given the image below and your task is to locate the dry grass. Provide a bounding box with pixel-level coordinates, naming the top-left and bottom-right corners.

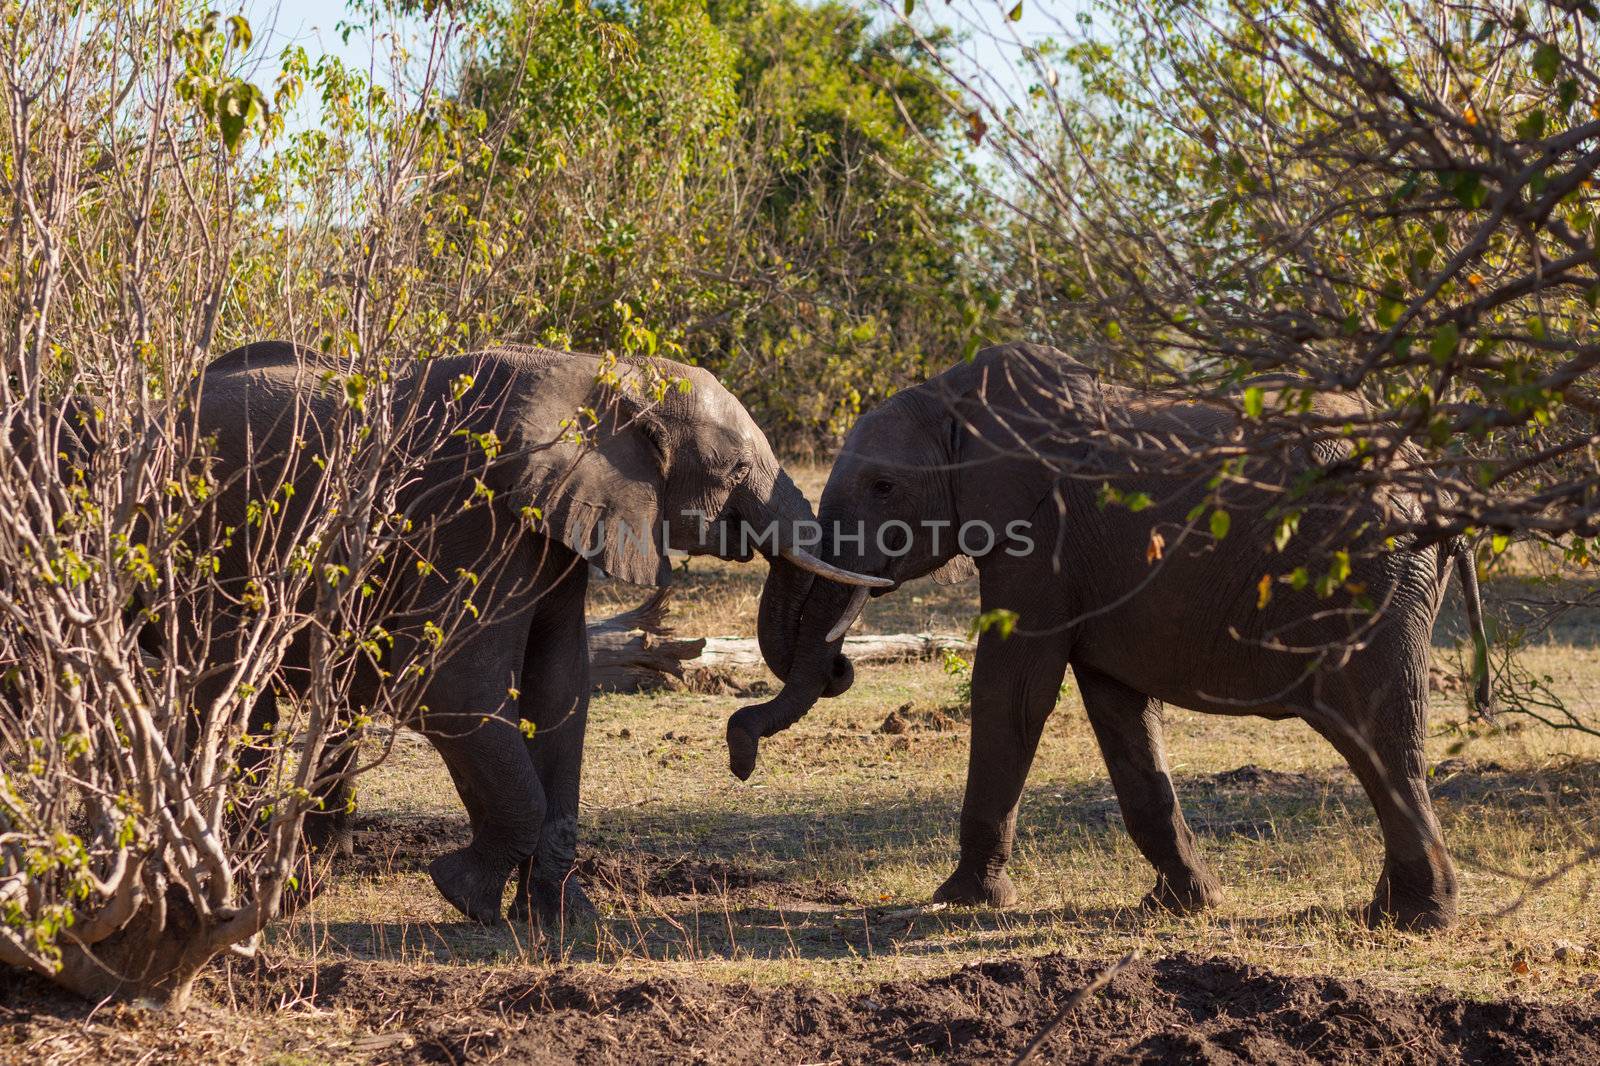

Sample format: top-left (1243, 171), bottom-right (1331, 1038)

top-left (273, 580), bottom-right (1600, 1007)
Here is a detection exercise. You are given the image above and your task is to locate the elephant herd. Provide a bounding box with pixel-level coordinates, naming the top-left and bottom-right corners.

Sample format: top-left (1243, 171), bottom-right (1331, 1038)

top-left (178, 340), bottom-right (1493, 931)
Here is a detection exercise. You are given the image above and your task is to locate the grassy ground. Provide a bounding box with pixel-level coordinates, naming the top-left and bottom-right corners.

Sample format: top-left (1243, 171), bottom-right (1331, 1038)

top-left (12, 464), bottom-right (1600, 1062)
top-left (272, 530), bottom-right (1600, 1009)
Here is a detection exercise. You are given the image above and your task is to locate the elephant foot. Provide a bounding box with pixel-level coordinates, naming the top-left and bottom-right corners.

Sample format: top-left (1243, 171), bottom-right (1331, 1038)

top-left (429, 848), bottom-right (510, 925)
top-left (1141, 873), bottom-right (1223, 916)
top-left (302, 810), bottom-right (354, 860)
top-left (1361, 886), bottom-right (1457, 932)
top-left (509, 873), bottom-right (597, 930)
top-left (1362, 858), bottom-right (1458, 932)
top-left (933, 867), bottom-right (1018, 908)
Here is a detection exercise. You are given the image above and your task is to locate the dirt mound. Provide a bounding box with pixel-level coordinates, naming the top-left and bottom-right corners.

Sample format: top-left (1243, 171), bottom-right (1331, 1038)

top-left (1205, 764), bottom-right (1314, 791)
top-left (576, 853), bottom-right (774, 897)
top-left (344, 813), bottom-right (470, 877)
top-left (878, 701), bottom-right (963, 734)
top-left (256, 951), bottom-right (1600, 1064)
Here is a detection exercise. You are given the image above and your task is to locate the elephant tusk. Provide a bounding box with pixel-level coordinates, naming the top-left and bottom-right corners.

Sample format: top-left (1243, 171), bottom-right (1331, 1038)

top-left (826, 586), bottom-right (870, 642)
top-left (779, 546), bottom-right (893, 588)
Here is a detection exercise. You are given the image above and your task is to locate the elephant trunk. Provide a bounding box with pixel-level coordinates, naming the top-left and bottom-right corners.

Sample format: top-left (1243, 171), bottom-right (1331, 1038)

top-left (744, 469), bottom-right (880, 692)
top-left (727, 574), bottom-right (855, 779)
top-left (748, 469), bottom-right (891, 587)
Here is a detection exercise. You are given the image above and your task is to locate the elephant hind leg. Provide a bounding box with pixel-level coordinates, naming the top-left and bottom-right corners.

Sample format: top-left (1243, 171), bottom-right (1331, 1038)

top-left (1076, 666), bottom-right (1222, 915)
top-left (1310, 702), bottom-right (1457, 931)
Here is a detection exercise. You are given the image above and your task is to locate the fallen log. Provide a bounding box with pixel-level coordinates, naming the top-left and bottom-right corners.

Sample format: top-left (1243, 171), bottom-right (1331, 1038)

top-left (693, 631), bottom-right (973, 671)
top-left (585, 590), bottom-right (972, 694)
top-left (587, 589), bottom-right (706, 693)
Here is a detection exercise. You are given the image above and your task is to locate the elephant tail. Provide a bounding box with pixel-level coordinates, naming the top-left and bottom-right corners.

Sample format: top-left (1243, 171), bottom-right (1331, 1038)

top-left (1453, 542), bottom-right (1496, 720)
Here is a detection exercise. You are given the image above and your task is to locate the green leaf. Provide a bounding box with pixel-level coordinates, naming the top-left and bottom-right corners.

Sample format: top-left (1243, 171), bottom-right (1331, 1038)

top-left (226, 13), bottom-right (252, 49)
top-left (903, 0), bottom-right (914, 14)
top-left (968, 608), bottom-right (1019, 640)
top-left (1559, 78), bottom-right (1580, 111)
top-left (1007, 2), bottom-right (1023, 20)
top-left (1209, 509), bottom-right (1231, 540)
top-left (1533, 42), bottom-right (1561, 85)
top-left (1451, 172), bottom-right (1487, 209)
top-left (1514, 110), bottom-right (1546, 140)
top-left (1242, 386), bottom-right (1263, 419)
top-left (1273, 512), bottom-right (1300, 552)
top-left (216, 79), bottom-right (266, 153)
top-left (1428, 322), bottom-right (1460, 363)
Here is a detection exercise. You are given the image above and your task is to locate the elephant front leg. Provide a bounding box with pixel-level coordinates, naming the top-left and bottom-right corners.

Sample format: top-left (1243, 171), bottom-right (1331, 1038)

top-left (508, 712), bottom-right (595, 932)
top-left (1075, 666), bottom-right (1222, 914)
top-left (425, 708), bottom-right (547, 925)
top-left (508, 565), bottom-right (597, 931)
top-left (934, 627), bottom-right (1070, 908)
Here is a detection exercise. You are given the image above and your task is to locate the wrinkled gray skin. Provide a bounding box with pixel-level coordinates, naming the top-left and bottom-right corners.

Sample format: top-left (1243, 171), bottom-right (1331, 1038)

top-left (198, 340), bottom-right (849, 927)
top-left (739, 342), bottom-right (1492, 932)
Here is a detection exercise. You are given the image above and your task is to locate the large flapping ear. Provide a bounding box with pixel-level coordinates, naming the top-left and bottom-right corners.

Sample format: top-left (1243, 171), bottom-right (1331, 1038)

top-left (492, 364), bottom-right (674, 587)
top-left (932, 403), bottom-right (978, 584)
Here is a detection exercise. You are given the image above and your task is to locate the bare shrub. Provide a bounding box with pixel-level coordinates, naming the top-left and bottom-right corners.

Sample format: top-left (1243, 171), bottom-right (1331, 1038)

top-left (0, 1), bottom-right (541, 1005)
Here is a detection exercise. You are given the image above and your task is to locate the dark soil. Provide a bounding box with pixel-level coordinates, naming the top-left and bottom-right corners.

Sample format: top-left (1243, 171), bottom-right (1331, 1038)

top-left (344, 812), bottom-right (470, 877)
top-left (9, 949), bottom-right (1600, 1063)
top-left (238, 951), bottom-right (1600, 1064)
top-left (576, 853), bottom-right (776, 897)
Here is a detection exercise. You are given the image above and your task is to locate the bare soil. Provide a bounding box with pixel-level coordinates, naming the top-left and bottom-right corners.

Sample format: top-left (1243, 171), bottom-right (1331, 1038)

top-left (256, 952), bottom-right (1600, 1063)
top-left (11, 949), bottom-right (1598, 1064)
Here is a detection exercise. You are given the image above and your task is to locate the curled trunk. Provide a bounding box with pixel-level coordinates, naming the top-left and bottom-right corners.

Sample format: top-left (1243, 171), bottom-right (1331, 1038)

top-left (727, 575), bottom-right (855, 779)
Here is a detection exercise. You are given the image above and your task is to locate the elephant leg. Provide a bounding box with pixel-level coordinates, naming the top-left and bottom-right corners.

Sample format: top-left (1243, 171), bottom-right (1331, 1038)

top-left (934, 626), bottom-right (1070, 908)
top-left (1076, 666), bottom-right (1222, 914)
top-left (299, 735), bottom-right (358, 859)
top-left (423, 690), bottom-right (545, 923)
top-left (509, 558), bottom-right (595, 929)
top-left (414, 591), bottom-right (546, 925)
top-left (1311, 701), bottom-right (1457, 931)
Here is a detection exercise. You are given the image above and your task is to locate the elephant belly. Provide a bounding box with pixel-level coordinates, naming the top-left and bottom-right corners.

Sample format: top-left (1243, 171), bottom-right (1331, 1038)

top-left (1070, 553), bottom-right (1440, 722)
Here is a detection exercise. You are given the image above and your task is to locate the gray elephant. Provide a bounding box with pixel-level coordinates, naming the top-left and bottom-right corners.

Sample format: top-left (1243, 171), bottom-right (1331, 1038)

top-left (731, 341), bottom-right (1490, 931)
top-left (196, 341), bottom-right (882, 926)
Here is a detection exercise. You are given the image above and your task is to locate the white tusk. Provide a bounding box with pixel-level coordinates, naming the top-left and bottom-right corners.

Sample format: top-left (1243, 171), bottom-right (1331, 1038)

top-left (780, 546), bottom-right (893, 588)
top-left (826, 586), bottom-right (870, 642)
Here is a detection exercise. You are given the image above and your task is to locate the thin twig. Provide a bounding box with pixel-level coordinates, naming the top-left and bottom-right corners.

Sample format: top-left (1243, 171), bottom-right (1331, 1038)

top-left (1010, 949), bottom-right (1143, 1066)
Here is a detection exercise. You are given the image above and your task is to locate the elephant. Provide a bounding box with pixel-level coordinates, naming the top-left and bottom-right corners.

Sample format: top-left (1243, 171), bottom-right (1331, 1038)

top-left (730, 341), bottom-right (1491, 931)
top-left (190, 340), bottom-right (884, 926)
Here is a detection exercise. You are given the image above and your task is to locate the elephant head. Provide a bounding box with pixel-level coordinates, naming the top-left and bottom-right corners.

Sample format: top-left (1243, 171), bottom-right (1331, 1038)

top-left (729, 343), bottom-right (1093, 778)
top-left (461, 347), bottom-right (890, 592)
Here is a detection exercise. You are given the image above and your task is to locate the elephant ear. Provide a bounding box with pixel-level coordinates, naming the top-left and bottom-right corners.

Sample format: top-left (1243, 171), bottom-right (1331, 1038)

top-left (930, 555), bottom-right (977, 584)
top-left (495, 396), bottom-right (673, 588)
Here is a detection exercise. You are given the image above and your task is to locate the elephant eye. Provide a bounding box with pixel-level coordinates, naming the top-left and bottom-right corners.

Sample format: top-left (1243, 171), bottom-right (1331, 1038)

top-left (870, 478), bottom-right (894, 499)
top-left (730, 458), bottom-right (753, 482)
